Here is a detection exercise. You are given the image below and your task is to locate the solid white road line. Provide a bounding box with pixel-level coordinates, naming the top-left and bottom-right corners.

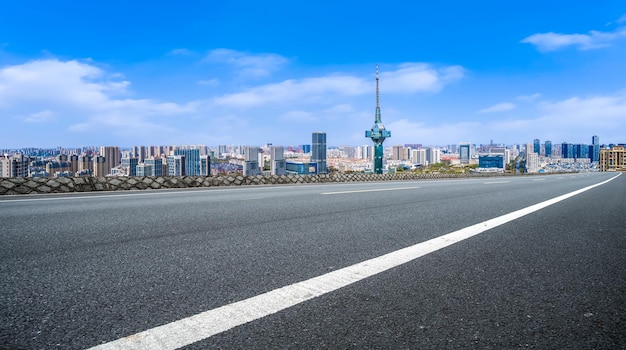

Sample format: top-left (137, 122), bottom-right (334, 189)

top-left (88, 173), bottom-right (621, 350)
top-left (321, 186), bottom-right (420, 195)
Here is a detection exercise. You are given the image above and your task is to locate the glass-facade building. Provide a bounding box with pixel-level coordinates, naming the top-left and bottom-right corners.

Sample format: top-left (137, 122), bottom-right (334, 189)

top-left (145, 158), bottom-right (163, 176)
top-left (592, 135), bottom-right (600, 163)
top-left (479, 155), bottom-right (504, 169)
top-left (311, 132), bottom-right (327, 174)
top-left (174, 149), bottom-right (200, 176)
top-left (167, 155), bottom-right (186, 176)
top-left (545, 141), bottom-right (552, 157)
top-left (533, 139), bottom-right (540, 154)
top-left (121, 157), bottom-right (138, 176)
top-left (459, 142), bottom-right (471, 164)
top-left (286, 161), bottom-right (318, 175)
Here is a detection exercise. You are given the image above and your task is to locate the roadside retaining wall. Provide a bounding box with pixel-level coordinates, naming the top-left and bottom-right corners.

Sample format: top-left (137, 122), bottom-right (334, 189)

top-left (0, 172), bottom-right (537, 195)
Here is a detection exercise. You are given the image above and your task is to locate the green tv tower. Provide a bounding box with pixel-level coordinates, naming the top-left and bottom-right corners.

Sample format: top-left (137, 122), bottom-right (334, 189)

top-left (365, 65), bottom-right (391, 174)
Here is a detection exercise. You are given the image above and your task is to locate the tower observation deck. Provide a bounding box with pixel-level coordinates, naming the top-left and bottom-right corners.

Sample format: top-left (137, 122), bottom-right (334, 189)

top-left (365, 65), bottom-right (391, 174)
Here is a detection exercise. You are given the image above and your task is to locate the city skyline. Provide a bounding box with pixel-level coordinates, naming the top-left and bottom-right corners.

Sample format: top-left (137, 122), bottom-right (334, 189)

top-left (1, 2), bottom-right (626, 148)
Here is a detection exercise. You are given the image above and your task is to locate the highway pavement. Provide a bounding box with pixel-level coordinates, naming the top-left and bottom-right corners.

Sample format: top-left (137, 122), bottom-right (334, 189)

top-left (1, 173), bottom-right (624, 349)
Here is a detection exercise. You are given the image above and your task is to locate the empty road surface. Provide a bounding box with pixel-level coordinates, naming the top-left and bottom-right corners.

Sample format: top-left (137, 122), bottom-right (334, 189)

top-left (1, 173), bottom-right (625, 349)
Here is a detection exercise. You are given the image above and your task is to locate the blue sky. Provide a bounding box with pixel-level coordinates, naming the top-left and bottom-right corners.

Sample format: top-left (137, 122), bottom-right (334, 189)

top-left (1, 1), bottom-right (625, 148)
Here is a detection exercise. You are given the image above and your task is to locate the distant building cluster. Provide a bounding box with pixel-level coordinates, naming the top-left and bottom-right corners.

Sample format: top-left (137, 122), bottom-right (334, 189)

top-left (520, 136), bottom-right (622, 173)
top-left (1, 134), bottom-right (624, 178)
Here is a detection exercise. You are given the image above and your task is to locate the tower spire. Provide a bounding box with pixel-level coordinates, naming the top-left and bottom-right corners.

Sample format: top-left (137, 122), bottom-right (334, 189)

top-left (375, 64), bottom-right (381, 123)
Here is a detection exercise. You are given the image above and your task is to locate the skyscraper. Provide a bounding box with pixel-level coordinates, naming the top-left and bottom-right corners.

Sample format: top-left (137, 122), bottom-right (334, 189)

top-left (545, 141), bottom-right (552, 158)
top-left (93, 156), bottom-right (107, 177)
top-left (592, 135), bottom-right (600, 163)
top-left (132, 146), bottom-right (146, 163)
top-left (533, 139), bottom-right (540, 155)
top-left (174, 149), bottom-right (200, 176)
top-left (99, 146), bottom-right (120, 176)
top-left (562, 143), bottom-right (575, 159)
top-left (311, 132), bottom-right (327, 174)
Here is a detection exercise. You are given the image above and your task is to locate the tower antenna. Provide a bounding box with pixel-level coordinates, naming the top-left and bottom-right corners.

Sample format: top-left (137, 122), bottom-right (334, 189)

top-left (375, 64), bottom-right (381, 123)
top-left (376, 64), bottom-right (380, 110)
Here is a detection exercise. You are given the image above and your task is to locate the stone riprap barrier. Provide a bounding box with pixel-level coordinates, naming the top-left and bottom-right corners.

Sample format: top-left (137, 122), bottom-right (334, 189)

top-left (0, 172), bottom-right (544, 196)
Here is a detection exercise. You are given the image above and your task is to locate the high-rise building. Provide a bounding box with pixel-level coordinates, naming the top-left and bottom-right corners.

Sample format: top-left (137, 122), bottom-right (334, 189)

top-left (218, 145), bottom-right (228, 157)
top-left (243, 146), bottom-right (261, 176)
top-left (592, 135), bottom-right (600, 163)
top-left (526, 152), bottom-right (540, 172)
top-left (561, 143), bottom-right (575, 159)
top-left (545, 141), bottom-right (552, 158)
top-left (0, 155), bottom-right (13, 178)
top-left (132, 146), bottom-right (147, 163)
top-left (167, 155), bottom-right (186, 176)
top-left (459, 142), bottom-right (471, 164)
top-left (392, 145), bottom-right (407, 161)
top-left (78, 155), bottom-right (92, 173)
top-left (121, 157), bottom-right (139, 176)
top-left (148, 145), bottom-right (163, 159)
top-left (69, 155), bottom-right (79, 174)
top-left (576, 144), bottom-right (589, 160)
top-left (93, 156), bottom-right (107, 177)
top-left (311, 132), bottom-right (327, 174)
top-left (174, 149), bottom-right (200, 176)
top-left (145, 158), bottom-right (163, 176)
top-left (270, 146), bottom-right (286, 175)
top-left (533, 139), bottom-right (541, 155)
top-left (200, 155), bottom-right (211, 176)
top-left (410, 149), bottom-right (427, 165)
top-left (357, 145), bottom-right (373, 160)
top-left (428, 148), bottom-right (442, 165)
top-left (99, 146), bottom-right (120, 176)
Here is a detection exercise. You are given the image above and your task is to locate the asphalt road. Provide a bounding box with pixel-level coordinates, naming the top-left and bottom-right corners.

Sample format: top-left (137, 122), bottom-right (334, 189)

top-left (1, 173), bottom-right (624, 349)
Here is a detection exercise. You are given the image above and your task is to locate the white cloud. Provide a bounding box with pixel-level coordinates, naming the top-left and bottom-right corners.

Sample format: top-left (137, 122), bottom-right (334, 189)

top-left (478, 102), bottom-right (516, 114)
top-left (521, 27), bottom-right (626, 51)
top-left (381, 63), bottom-right (464, 94)
top-left (478, 93), bottom-right (626, 143)
top-left (0, 59), bottom-right (200, 145)
top-left (280, 110), bottom-right (318, 123)
top-left (213, 75), bottom-right (369, 107)
top-left (213, 63), bottom-right (464, 108)
top-left (205, 48), bottom-right (288, 78)
top-left (539, 94), bottom-right (626, 128)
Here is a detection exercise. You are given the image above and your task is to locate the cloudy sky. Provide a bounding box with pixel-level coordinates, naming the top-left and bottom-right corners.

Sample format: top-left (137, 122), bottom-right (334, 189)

top-left (1, 1), bottom-right (625, 148)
